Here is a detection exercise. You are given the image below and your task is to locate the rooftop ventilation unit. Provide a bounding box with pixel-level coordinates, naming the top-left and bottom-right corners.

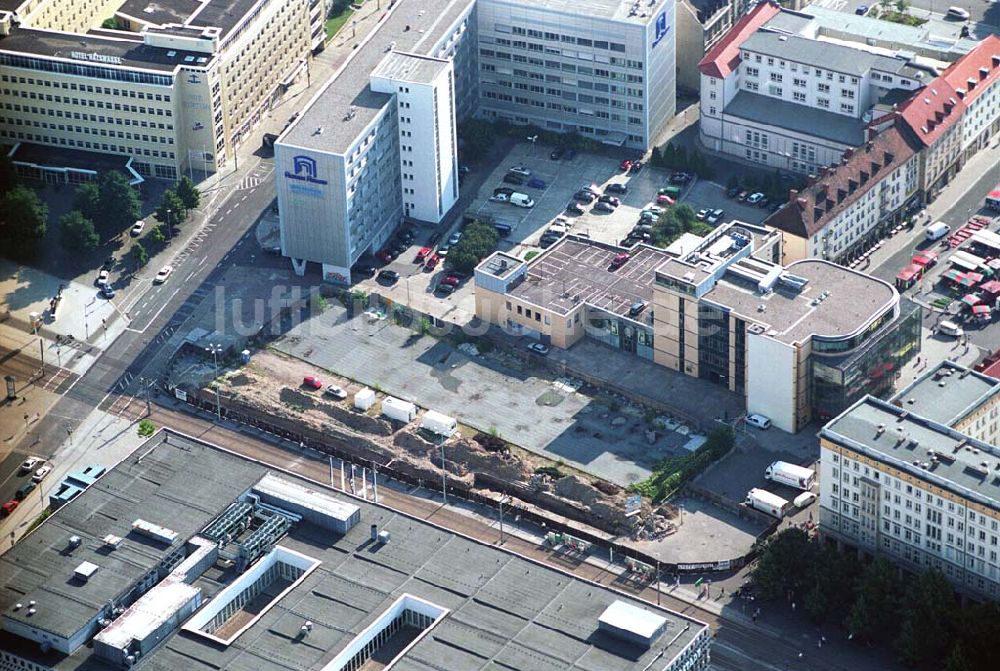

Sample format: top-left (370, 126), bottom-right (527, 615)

top-left (131, 519), bottom-right (178, 545)
top-left (74, 561), bottom-right (100, 582)
top-left (102, 534), bottom-right (124, 549)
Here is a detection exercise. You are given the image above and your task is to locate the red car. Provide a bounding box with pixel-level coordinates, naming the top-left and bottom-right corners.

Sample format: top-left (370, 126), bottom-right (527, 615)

top-left (610, 252), bottom-right (630, 269)
top-left (656, 194), bottom-right (675, 205)
top-left (1, 499), bottom-right (18, 517)
top-left (415, 247), bottom-right (432, 262)
top-left (441, 275), bottom-right (461, 287)
top-left (620, 159), bottom-right (633, 171)
top-left (425, 254), bottom-right (440, 270)
top-left (303, 375), bottom-right (323, 389)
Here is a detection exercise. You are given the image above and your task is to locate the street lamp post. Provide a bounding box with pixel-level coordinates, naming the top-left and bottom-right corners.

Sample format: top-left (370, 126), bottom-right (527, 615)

top-left (205, 343), bottom-right (223, 420)
top-left (499, 495), bottom-right (511, 544)
top-left (440, 443), bottom-right (447, 504)
top-left (165, 208), bottom-right (173, 239)
top-left (137, 376), bottom-right (154, 415)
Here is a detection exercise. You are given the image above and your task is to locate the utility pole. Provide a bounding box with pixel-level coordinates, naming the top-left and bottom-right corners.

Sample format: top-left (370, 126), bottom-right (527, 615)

top-left (166, 208), bottom-right (173, 239)
top-left (656, 560), bottom-right (661, 605)
top-left (39, 338), bottom-right (44, 375)
top-left (440, 443), bottom-right (447, 504)
top-left (499, 495), bottom-right (511, 545)
top-left (205, 343), bottom-right (223, 420)
top-left (138, 376), bottom-right (154, 415)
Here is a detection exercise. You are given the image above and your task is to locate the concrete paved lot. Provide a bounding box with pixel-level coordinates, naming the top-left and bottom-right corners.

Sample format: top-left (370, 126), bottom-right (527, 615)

top-left (695, 440), bottom-right (814, 507)
top-left (273, 304), bottom-right (700, 485)
top-left (683, 180), bottom-right (771, 227)
top-left (633, 496), bottom-right (766, 564)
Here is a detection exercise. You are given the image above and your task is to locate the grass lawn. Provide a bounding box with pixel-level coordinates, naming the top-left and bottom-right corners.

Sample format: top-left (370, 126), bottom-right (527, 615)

top-left (325, 8), bottom-right (354, 41)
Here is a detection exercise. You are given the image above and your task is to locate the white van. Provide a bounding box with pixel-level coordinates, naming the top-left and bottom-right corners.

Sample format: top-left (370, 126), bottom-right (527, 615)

top-left (939, 320), bottom-right (964, 337)
top-left (946, 6), bottom-right (970, 19)
top-left (746, 413), bottom-right (772, 430)
top-left (510, 193), bottom-right (535, 208)
top-left (926, 221), bottom-right (950, 241)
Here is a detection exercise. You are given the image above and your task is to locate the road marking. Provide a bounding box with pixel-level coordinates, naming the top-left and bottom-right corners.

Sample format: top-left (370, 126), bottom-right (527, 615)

top-left (198, 256), bottom-right (208, 267)
top-left (185, 270), bottom-right (196, 281)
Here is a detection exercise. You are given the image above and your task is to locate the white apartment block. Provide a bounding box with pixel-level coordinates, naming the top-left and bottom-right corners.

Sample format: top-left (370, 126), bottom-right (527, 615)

top-left (821, 394), bottom-right (1000, 600)
top-left (767, 122), bottom-right (921, 264)
top-left (475, 0), bottom-right (676, 150)
top-left (0, 0), bottom-right (318, 181)
top-left (699, 1), bottom-right (946, 175)
top-left (276, 0), bottom-right (475, 283)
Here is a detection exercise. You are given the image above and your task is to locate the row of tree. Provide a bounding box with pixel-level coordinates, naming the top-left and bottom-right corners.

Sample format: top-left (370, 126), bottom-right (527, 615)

top-left (751, 528), bottom-right (999, 670)
top-left (650, 143), bottom-right (716, 180)
top-left (0, 154), bottom-right (49, 260)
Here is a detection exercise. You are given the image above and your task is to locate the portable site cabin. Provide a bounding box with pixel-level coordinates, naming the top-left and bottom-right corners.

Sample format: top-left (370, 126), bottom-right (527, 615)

top-left (354, 388), bottom-right (376, 411)
top-left (420, 410), bottom-right (457, 437)
top-left (382, 396), bottom-right (417, 423)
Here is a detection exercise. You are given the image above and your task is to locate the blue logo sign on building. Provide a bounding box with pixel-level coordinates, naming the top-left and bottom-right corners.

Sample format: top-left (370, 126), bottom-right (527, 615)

top-left (285, 155), bottom-right (328, 185)
top-left (652, 11), bottom-right (670, 48)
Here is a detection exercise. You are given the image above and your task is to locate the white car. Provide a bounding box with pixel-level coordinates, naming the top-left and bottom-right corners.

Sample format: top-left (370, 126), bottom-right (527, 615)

top-left (695, 208), bottom-right (710, 220)
top-left (746, 413), bottom-right (772, 430)
top-left (324, 385), bottom-right (348, 400)
top-left (448, 231), bottom-right (462, 246)
top-left (527, 342), bottom-right (550, 356)
top-left (707, 209), bottom-right (725, 224)
top-left (19, 456), bottom-right (43, 474)
top-left (153, 265), bottom-right (174, 284)
top-left (946, 6), bottom-right (970, 19)
top-left (130, 220), bottom-right (145, 236)
top-left (95, 269), bottom-right (110, 286)
top-left (32, 464), bottom-right (53, 482)
top-left (490, 193), bottom-right (510, 203)
top-left (939, 320), bottom-right (964, 337)
top-left (746, 192), bottom-right (765, 205)
top-left (508, 165), bottom-right (531, 177)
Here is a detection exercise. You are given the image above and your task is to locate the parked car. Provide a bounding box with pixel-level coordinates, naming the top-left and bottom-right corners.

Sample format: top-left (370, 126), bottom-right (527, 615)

top-left (594, 201), bottom-right (616, 212)
top-left (436, 282), bottom-right (456, 294)
top-left (707, 209), bottom-right (725, 224)
top-left (737, 190), bottom-right (750, 201)
top-left (640, 211), bottom-right (659, 223)
top-left (629, 161), bottom-right (644, 175)
top-left (605, 183), bottom-right (628, 194)
top-left (855, 4), bottom-right (869, 14)
top-left (757, 196), bottom-right (770, 208)
top-left (633, 224), bottom-right (654, 234)
top-left (130, 220), bottom-right (145, 236)
top-left (669, 172), bottom-right (693, 184)
top-left (376, 249), bottom-right (395, 263)
top-left (493, 186), bottom-right (515, 197)
top-left (391, 240), bottom-right (408, 256)
top-left (566, 202), bottom-right (585, 215)
top-left (1, 500), bottom-right (18, 517)
top-left (19, 456), bottom-right (43, 474)
top-left (441, 275), bottom-right (461, 287)
top-left (15, 481), bottom-right (36, 500)
top-left (437, 245), bottom-right (450, 257)
top-left (153, 266), bottom-right (173, 284)
top-left (527, 342), bottom-right (550, 356)
top-left (303, 375), bottom-right (323, 389)
top-left (377, 269), bottom-right (400, 284)
top-left (573, 190), bottom-right (595, 203)
top-left (598, 195), bottom-right (620, 206)
top-left (610, 252), bottom-right (630, 269)
top-left (490, 192), bottom-right (510, 203)
top-left (396, 227), bottom-right (415, 243)
top-left (628, 301), bottom-right (648, 317)
top-left (746, 413), bottom-right (772, 430)
top-left (415, 247), bottom-right (433, 262)
top-left (100, 285), bottom-right (116, 299)
top-left (353, 263), bottom-right (377, 278)
top-left (32, 464), bottom-right (52, 482)
top-left (527, 177), bottom-right (547, 189)
top-left (726, 186), bottom-right (740, 198)
top-left (550, 147), bottom-right (565, 160)
top-left (946, 6), bottom-right (970, 20)
top-left (746, 192), bottom-right (765, 205)
top-left (508, 165), bottom-right (532, 177)
top-left (695, 208), bottom-right (710, 220)
top-left (656, 194), bottom-right (675, 205)
top-left (503, 173), bottom-right (525, 185)
top-left (619, 158), bottom-right (633, 171)
top-left (425, 254), bottom-right (440, 270)
top-left (584, 184), bottom-right (602, 197)
top-left (448, 231), bottom-right (462, 246)
top-left (324, 385), bottom-right (348, 400)
top-left (95, 269), bottom-right (110, 286)
top-left (102, 256), bottom-right (115, 270)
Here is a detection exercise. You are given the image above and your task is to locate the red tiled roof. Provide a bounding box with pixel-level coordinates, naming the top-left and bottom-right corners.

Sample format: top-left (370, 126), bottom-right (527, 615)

top-left (896, 77), bottom-right (966, 147)
top-left (942, 34), bottom-right (1000, 104)
top-left (697, 1), bottom-right (781, 79)
top-left (765, 124), bottom-right (922, 240)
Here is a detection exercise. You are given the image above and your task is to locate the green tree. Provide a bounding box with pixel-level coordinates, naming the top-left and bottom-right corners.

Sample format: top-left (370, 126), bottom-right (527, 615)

top-left (155, 189), bottom-right (187, 230)
top-left (60, 210), bottom-right (99, 252)
top-left (846, 557), bottom-right (903, 643)
top-left (74, 181), bottom-right (101, 221)
top-left (944, 642), bottom-right (971, 671)
top-left (131, 242), bottom-right (149, 268)
top-left (0, 185), bottom-right (48, 259)
top-left (0, 152), bottom-right (17, 194)
top-left (952, 601), bottom-right (1000, 671)
top-left (895, 569), bottom-right (957, 666)
top-left (95, 171), bottom-right (141, 238)
top-left (448, 220), bottom-right (499, 273)
top-left (457, 119), bottom-right (496, 163)
top-left (101, 17), bottom-right (118, 29)
top-left (175, 175), bottom-right (201, 210)
top-left (151, 225), bottom-right (167, 243)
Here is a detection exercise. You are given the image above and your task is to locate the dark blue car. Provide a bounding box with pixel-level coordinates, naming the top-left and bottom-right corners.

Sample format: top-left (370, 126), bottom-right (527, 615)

top-left (527, 177), bottom-right (547, 189)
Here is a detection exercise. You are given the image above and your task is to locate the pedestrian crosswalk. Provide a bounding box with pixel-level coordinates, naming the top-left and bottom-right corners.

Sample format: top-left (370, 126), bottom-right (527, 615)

top-left (237, 166), bottom-right (272, 191)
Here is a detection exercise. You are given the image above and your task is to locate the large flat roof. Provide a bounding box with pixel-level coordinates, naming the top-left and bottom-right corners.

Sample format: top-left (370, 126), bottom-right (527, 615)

top-left (890, 361), bottom-right (1000, 427)
top-left (704, 259), bottom-right (897, 345)
top-left (511, 237), bottom-right (673, 317)
top-left (1, 431), bottom-right (708, 670)
top-left (280, 0), bottom-right (475, 155)
top-left (723, 90), bottom-right (867, 146)
top-left (742, 31), bottom-right (910, 77)
top-left (0, 27), bottom-right (201, 72)
top-left (822, 396), bottom-right (1000, 510)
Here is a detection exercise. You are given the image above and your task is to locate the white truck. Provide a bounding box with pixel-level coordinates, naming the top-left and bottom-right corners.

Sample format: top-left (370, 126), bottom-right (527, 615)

top-left (745, 488), bottom-right (791, 518)
top-left (764, 461), bottom-right (816, 490)
top-left (510, 192), bottom-right (535, 208)
top-left (926, 221), bottom-right (950, 241)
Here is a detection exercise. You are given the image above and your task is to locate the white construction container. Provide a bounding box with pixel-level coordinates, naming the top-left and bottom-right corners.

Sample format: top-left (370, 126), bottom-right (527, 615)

top-left (745, 488), bottom-right (790, 518)
top-left (764, 461), bottom-right (816, 490)
top-left (354, 388), bottom-right (376, 411)
top-left (381, 396), bottom-right (416, 423)
top-left (420, 410), bottom-right (457, 437)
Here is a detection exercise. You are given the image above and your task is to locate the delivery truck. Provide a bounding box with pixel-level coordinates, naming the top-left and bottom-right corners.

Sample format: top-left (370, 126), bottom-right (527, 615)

top-left (925, 221), bottom-right (950, 242)
top-left (764, 461), bottom-right (816, 490)
top-left (745, 488), bottom-right (791, 518)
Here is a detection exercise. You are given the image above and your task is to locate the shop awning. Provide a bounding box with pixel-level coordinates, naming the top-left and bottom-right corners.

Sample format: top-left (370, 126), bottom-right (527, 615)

top-left (896, 265), bottom-right (921, 282)
top-left (973, 304), bottom-right (991, 316)
top-left (962, 293), bottom-right (982, 307)
top-left (912, 251), bottom-right (939, 267)
top-left (980, 280), bottom-right (1000, 296)
top-left (942, 268), bottom-right (965, 283)
top-left (971, 229), bottom-right (1000, 251)
top-left (950, 250), bottom-right (986, 271)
